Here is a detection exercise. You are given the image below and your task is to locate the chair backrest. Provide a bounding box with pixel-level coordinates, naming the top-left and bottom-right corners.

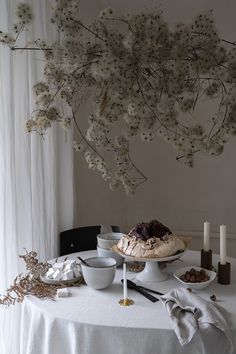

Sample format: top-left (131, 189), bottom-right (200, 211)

top-left (59, 225), bottom-right (120, 256)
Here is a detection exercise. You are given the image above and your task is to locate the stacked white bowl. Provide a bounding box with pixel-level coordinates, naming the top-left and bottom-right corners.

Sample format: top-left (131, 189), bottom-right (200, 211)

top-left (96, 232), bottom-right (124, 267)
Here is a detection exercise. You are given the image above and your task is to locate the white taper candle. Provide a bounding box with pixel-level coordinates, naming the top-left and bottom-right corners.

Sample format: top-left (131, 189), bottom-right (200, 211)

top-left (220, 225), bottom-right (227, 265)
top-left (123, 262), bottom-right (127, 300)
top-left (203, 221), bottom-right (210, 252)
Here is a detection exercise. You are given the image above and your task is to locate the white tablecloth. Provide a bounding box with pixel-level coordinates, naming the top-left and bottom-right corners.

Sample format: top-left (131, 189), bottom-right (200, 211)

top-left (20, 250), bottom-right (236, 354)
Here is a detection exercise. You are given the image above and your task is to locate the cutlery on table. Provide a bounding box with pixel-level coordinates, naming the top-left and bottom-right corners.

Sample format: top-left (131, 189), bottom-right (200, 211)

top-left (137, 285), bottom-right (164, 296)
top-left (77, 256), bottom-right (90, 267)
top-left (121, 279), bottom-right (159, 303)
top-left (126, 279), bottom-right (164, 296)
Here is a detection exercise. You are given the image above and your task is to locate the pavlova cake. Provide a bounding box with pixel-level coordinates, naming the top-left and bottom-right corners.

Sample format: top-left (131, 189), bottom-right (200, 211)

top-left (116, 220), bottom-right (189, 258)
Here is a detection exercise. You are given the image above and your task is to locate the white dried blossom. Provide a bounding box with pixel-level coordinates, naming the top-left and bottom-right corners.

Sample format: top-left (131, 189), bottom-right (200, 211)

top-left (25, 119), bottom-right (36, 133)
top-left (33, 82), bottom-right (49, 96)
top-left (123, 33), bottom-right (133, 51)
top-left (140, 130), bottom-right (154, 142)
top-left (16, 3), bottom-right (33, 25)
top-left (120, 175), bottom-right (136, 196)
top-left (60, 117), bottom-right (72, 131)
top-left (0, 32), bottom-right (15, 45)
top-left (47, 106), bottom-right (60, 121)
top-left (124, 184), bottom-right (135, 197)
top-left (25, 111), bottom-right (53, 133)
top-left (35, 39), bottom-right (48, 50)
top-left (101, 169), bottom-right (111, 181)
top-left (115, 135), bottom-right (128, 149)
top-left (208, 144), bottom-right (224, 156)
top-left (127, 101), bottom-right (138, 116)
top-left (179, 98), bottom-right (195, 112)
top-left (2, 4), bottom-right (236, 195)
top-left (99, 7), bottom-right (114, 22)
top-left (109, 177), bottom-right (122, 191)
top-left (73, 141), bottom-right (84, 152)
top-left (35, 93), bottom-right (53, 108)
top-left (36, 115), bottom-right (52, 130)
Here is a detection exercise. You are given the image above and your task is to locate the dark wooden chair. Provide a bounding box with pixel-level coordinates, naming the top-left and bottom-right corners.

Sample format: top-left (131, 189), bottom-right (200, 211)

top-left (59, 225), bottom-right (120, 256)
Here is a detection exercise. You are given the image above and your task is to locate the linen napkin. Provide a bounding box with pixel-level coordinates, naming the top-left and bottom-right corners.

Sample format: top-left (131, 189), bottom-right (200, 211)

top-left (161, 287), bottom-right (233, 352)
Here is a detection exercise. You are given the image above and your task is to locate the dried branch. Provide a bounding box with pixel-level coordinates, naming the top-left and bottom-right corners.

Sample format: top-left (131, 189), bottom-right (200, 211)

top-left (0, 250), bottom-right (81, 307)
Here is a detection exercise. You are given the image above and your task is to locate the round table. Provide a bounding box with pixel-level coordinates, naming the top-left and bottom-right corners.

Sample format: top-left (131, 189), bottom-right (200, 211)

top-left (20, 250), bottom-right (236, 354)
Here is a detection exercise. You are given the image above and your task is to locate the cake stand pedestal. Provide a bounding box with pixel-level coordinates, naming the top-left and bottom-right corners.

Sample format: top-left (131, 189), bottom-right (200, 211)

top-left (136, 260), bottom-right (167, 282)
top-left (118, 251), bottom-right (186, 282)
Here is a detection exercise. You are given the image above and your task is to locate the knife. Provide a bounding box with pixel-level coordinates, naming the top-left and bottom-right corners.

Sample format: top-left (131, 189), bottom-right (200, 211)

top-left (121, 279), bottom-right (159, 302)
top-left (138, 285), bottom-right (164, 296)
top-left (125, 279), bottom-right (164, 296)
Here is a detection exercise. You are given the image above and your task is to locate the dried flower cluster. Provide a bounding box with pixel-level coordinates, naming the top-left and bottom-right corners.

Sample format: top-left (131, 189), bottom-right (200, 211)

top-left (1, 1), bottom-right (236, 195)
top-left (0, 250), bottom-right (77, 307)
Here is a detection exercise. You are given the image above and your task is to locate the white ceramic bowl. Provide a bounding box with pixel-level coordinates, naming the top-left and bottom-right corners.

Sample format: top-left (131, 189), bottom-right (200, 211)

top-left (81, 257), bottom-right (117, 290)
top-left (97, 246), bottom-right (124, 267)
top-left (97, 232), bottom-right (124, 250)
top-left (174, 266), bottom-right (216, 290)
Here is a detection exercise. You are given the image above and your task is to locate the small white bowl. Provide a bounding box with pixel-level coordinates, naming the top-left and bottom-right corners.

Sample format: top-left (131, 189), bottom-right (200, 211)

top-left (174, 266), bottom-right (216, 290)
top-left (97, 246), bottom-right (124, 267)
top-left (97, 232), bottom-right (124, 250)
top-left (81, 257), bottom-right (116, 290)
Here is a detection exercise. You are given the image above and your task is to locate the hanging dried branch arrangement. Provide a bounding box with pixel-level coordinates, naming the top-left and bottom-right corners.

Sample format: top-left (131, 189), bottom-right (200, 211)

top-left (0, 250), bottom-right (76, 307)
top-left (1, 1), bottom-right (236, 195)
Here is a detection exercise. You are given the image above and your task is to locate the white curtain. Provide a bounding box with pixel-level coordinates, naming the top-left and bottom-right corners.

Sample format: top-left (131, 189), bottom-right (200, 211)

top-left (0, 1), bottom-right (74, 353)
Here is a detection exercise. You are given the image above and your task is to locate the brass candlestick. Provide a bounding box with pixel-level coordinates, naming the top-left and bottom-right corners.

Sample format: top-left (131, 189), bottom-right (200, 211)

top-left (119, 298), bottom-right (134, 306)
top-left (218, 262), bottom-right (230, 285)
top-left (201, 249), bottom-right (212, 270)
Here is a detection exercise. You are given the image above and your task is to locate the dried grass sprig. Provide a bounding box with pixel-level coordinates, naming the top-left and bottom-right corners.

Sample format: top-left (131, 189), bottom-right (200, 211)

top-left (0, 250), bottom-right (80, 307)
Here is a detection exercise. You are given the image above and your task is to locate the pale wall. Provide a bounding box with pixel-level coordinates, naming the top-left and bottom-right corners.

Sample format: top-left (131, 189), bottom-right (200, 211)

top-left (74, 0), bottom-right (236, 257)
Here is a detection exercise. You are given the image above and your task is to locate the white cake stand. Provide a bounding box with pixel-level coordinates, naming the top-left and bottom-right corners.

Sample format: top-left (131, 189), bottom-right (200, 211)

top-left (117, 251), bottom-right (186, 282)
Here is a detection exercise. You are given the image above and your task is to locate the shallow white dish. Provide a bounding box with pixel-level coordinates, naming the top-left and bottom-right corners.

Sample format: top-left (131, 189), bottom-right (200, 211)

top-left (97, 232), bottom-right (124, 250)
top-left (81, 257), bottom-right (116, 290)
top-left (174, 266), bottom-right (217, 290)
top-left (40, 266), bottom-right (82, 285)
top-left (97, 246), bottom-right (124, 267)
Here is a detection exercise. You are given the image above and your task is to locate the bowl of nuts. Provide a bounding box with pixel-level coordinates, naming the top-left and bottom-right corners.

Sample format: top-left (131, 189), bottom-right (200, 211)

top-left (174, 266), bottom-right (216, 290)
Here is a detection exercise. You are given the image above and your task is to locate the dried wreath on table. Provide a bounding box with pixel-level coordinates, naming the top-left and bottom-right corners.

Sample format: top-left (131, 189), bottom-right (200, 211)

top-left (1, 2), bottom-right (236, 195)
top-left (0, 250), bottom-right (80, 307)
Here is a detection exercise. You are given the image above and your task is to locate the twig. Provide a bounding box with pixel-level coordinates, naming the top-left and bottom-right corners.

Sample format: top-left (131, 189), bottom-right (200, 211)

top-left (11, 47), bottom-right (51, 51)
top-left (176, 149), bottom-right (200, 161)
top-left (72, 110), bottom-right (105, 161)
top-left (220, 38), bottom-right (236, 46)
top-left (69, 17), bottom-right (105, 42)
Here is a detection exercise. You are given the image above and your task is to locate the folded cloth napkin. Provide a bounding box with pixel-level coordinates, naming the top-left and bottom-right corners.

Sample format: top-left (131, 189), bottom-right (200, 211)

top-left (161, 287), bottom-right (233, 352)
top-left (100, 224), bottom-right (113, 234)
